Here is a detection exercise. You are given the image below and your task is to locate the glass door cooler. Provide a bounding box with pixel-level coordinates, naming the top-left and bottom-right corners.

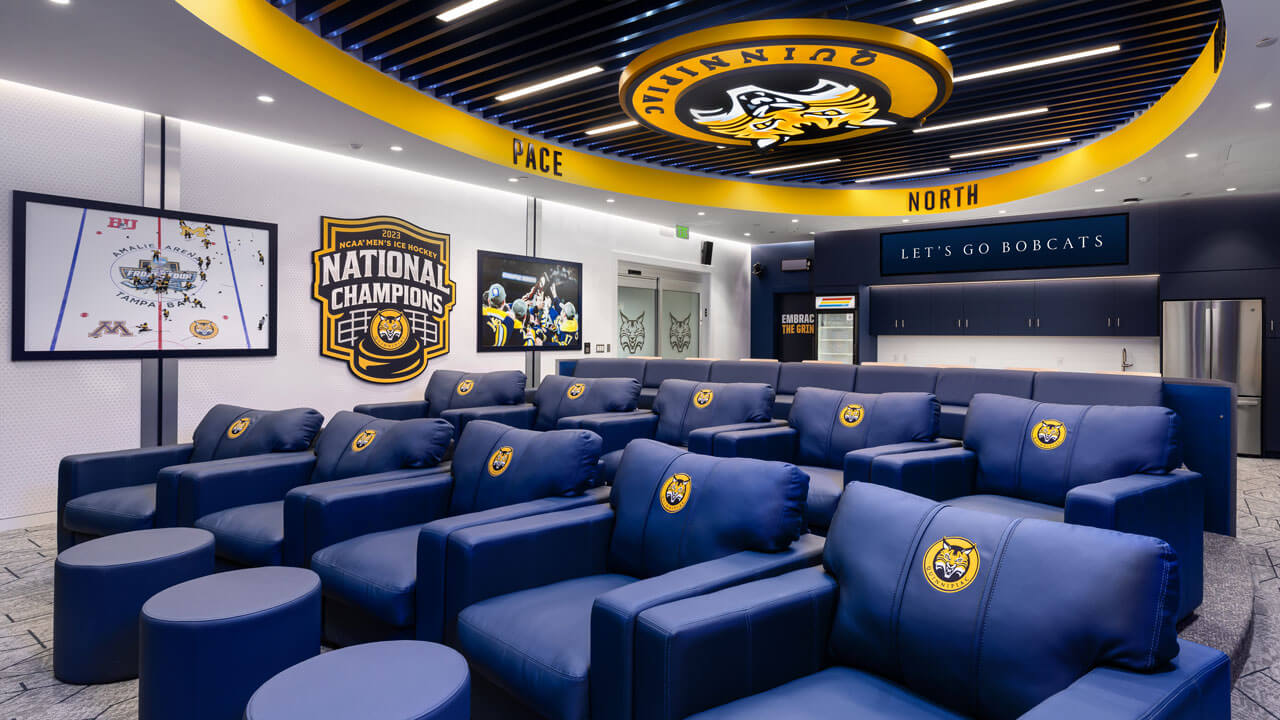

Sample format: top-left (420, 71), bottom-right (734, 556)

top-left (815, 295), bottom-right (857, 364)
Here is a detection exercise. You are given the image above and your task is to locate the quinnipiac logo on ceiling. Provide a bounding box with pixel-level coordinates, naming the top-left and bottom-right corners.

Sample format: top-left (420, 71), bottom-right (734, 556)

top-left (619, 19), bottom-right (952, 150)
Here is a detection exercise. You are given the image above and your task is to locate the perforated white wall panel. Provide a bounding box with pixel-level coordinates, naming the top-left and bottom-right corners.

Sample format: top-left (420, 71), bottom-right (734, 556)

top-left (0, 80), bottom-right (144, 521)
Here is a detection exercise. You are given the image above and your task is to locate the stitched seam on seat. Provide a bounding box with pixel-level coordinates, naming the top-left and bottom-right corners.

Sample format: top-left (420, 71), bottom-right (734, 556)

top-left (1062, 405), bottom-right (1091, 503)
top-left (892, 504), bottom-right (942, 683)
top-left (64, 505), bottom-right (152, 521)
top-left (972, 518), bottom-right (1022, 718)
top-left (638, 452), bottom-right (684, 577)
top-left (1012, 402), bottom-right (1038, 499)
top-left (1136, 654), bottom-right (1225, 719)
top-left (1147, 539), bottom-right (1172, 667)
top-left (820, 392), bottom-right (842, 466)
top-left (672, 383), bottom-right (696, 444)
top-left (456, 613), bottom-right (587, 681)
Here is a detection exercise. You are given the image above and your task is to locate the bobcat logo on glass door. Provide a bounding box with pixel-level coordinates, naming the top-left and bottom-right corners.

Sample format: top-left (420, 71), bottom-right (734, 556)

top-left (313, 216), bottom-right (455, 384)
top-left (619, 310), bottom-right (646, 354)
top-left (668, 313), bottom-right (692, 353)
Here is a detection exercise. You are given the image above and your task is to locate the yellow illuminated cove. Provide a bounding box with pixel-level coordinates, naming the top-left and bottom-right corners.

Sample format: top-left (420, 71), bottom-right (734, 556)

top-left (176, 0), bottom-right (1221, 217)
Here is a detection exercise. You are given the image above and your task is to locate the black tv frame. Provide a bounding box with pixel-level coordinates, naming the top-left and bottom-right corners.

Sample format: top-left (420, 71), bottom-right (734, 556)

top-left (475, 249), bottom-right (583, 353)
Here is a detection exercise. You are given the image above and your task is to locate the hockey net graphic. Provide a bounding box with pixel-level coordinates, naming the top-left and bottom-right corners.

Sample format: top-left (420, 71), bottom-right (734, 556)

top-left (336, 307), bottom-right (438, 348)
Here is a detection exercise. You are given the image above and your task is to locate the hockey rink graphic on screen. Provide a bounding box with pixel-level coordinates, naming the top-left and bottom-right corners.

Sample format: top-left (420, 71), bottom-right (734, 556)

top-left (24, 201), bottom-right (271, 352)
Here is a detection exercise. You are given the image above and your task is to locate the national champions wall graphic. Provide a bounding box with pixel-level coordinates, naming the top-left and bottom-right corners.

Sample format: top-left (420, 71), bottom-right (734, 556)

top-left (313, 216), bottom-right (455, 383)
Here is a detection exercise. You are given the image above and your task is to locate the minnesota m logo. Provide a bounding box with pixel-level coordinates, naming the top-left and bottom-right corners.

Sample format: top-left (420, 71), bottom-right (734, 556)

top-left (88, 321), bottom-right (133, 338)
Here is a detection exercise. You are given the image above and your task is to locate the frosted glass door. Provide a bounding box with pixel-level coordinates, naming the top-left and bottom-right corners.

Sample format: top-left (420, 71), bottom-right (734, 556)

top-left (661, 290), bottom-right (700, 358)
top-left (617, 282), bottom-right (656, 356)
top-left (817, 312), bottom-right (855, 363)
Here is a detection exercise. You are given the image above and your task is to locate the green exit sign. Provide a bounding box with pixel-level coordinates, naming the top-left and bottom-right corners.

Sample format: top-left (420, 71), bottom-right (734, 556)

top-left (675, 225), bottom-right (690, 239)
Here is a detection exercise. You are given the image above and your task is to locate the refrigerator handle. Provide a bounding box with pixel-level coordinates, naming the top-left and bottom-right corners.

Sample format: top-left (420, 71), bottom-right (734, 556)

top-left (1239, 397), bottom-right (1261, 406)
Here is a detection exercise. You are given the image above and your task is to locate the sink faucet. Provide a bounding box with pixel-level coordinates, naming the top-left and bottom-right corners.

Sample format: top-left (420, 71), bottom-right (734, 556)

top-left (1121, 347), bottom-right (1134, 372)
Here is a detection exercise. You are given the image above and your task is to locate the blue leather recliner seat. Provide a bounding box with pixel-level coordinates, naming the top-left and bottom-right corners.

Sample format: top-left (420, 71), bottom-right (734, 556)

top-left (444, 375), bottom-right (640, 432)
top-left (934, 368), bottom-right (1034, 439)
top-left (572, 357), bottom-right (648, 381)
top-left (708, 388), bottom-right (955, 532)
top-left (853, 364), bottom-right (939, 393)
top-left (58, 404), bottom-right (324, 551)
top-left (449, 439), bottom-right (824, 720)
top-left (175, 411), bottom-right (454, 568)
top-left (639, 359), bottom-right (712, 409)
top-left (559, 379), bottom-right (776, 483)
top-left (772, 362), bottom-right (857, 419)
top-left (308, 420), bottom-right (608, 647)
top-left (354, 369), bottom-right (526, 427)
top-left (866, 392), bottom-right (1204, 619)
top-left (633, 482), bottom-right (1229, 720)
top-left (708, 359), bottom-right (781, 386)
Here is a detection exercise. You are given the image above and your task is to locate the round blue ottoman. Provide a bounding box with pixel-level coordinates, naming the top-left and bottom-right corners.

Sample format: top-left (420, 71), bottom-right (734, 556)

top-left (54, 527), bottom-right (214, 684)
top-left (139, 566), bottom-right (320, 720)
top-left (245, 641), bottom-right (469, 720)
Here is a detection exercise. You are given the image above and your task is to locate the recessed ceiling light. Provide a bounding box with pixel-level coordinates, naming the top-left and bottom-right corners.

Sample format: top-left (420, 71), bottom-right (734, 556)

top-left (913, 0), bottom-right (1018, 25)
top-left (855, 167), bottom-right (951, 183)
top-left (1185, 152), bottom-right (1199, 159)
top-left (950, 137), bottom-right (1071, 159)
top-left (914, 107), bottom-right (1049, 134)
top-left (790, 218), bottom-right (799, 223)
top-left (747, 158), bottom-right (840, 175)
top-left (1226, 187), bottom-right (1238, 192)
top-left (48, 0), bottom-right (71, 4)
top-left (437, 0), bottom-right (501, 22)
top-left (584, 119), bottom-right (639, 136)
top-left (1258, 37), bottom-right (1278, 48)
top-left (495, 66), bottom-right (604, 102)
top-left (256, 94), bottom-right (275, 103)
top-left (1255, 101), bottom-right (1273, 111)
top-left (1137, 176), bottom-right (1152, 183)
top-left (715, 145), bottom-right (726, 149)
top-left (744, 232), bottom-right (751, 237)
top-left (954, 45), bottom-right (1120, 83)
top-left (606, 198), bottom-right (615, 203)
top-left (998, 210), bottom-right (1008, 214)
top-left (507, 177), bottom-right (519, 183)
top-left (902, 219), bottom-right (911, 223)
top-left (389, 145), bottom-right (403, 152)
top-left (1094, 188), bottom-right (1105, 193)
top-left (809, 231), bottom-right (816, 235)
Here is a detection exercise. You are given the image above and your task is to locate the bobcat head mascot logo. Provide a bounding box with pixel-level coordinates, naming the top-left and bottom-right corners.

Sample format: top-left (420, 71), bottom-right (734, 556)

top-left (690, 80), bottom-right (898, 150)
top-left (1031, 419), bottom-right (1067, 450)
top-left (669, 313), bottom-right (692, 353)
top-left (567, 382), bottom-right (587, 399)
top-left (350, 429), bottom-right (377, 452)
top-left (660, 473), bottom-right (692, 513)
top-left (488, 446), bottom-right (514, 477)
top-left (619, 310), bottom-right (647, 354)
top-left (190, 319), bottom-right (219, 339)
top-left (226, 417), bottom-right (252, 439)
top-left (456, 379), bottom-right (475, 396)
top-left (923, 536), bottom-right (980, 593)
top-left (693, 388), bottom-right (714, 409)
top-left (838, 403), bottom-right (865, 428)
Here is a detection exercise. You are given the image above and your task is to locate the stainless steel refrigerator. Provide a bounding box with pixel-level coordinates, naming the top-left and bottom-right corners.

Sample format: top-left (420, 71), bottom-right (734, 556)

top-left (1162, 299), bottom-right (1263, 455)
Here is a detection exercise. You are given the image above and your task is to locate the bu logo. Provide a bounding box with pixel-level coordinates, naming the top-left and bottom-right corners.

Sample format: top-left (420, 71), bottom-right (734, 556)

top-left (88, 320), bottom-right (133, 338)
top-left (108, 217), bottom-right (138, 230)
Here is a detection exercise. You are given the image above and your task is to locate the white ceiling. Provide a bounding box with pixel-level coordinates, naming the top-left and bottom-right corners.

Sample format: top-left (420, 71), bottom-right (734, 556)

top-left (0, 0), bottom-right (1276, 244)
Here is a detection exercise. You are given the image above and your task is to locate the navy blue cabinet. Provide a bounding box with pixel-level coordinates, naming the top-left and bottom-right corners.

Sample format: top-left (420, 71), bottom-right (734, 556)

top-left (931, 285), bottom-right (965, 334)
top-left (1035, 279), bottom-right (1111, 336)
top-left (872, 285), bottom-right (931, 334)
top-left (1111, 276), bottom-right (1159, 336)
top-left (1267, 339), bottom-right (1280, 455)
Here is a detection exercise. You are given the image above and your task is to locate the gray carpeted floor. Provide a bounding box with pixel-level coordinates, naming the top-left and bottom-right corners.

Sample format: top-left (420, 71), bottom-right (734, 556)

top-left (4, 460), bottom-right (1277, 719)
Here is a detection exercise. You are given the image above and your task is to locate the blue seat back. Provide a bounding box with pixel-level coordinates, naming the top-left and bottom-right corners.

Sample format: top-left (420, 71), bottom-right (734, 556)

top-left (790, 389), bottom-right (939, 467)
top-left (189, 405), bottom-right (324, 463)
top-left (572, 357), bottom-right (647, 381)
top-left (1032, 371), bottom-right (1163, 406)
top-left (608, 439), bottom-right (807, 579)
top-left (935, 368), bottom-right (1034, 407)
top-left (311, 411), bottom-right (454, 485)
top-left (652, 380), bottom-right (774, 446)
top-left (424, 369), bottom-right (526, 418)
top-left (708, 360), bottom-right (781, 386)
top-left (532, 376), bottom-right (641, 430)
top-left (964, 394), bottom-right (1182, 506)
top-left (825, 482), bottom-right (1180, 720)
top-left (777, 362), bottom-right (857, 395)
top-left (642, 358), bottom-right (712, 389)
top-left (854, 365), bottom-right (939, 394)
top-left (448, 420), bottom-right (602, 515)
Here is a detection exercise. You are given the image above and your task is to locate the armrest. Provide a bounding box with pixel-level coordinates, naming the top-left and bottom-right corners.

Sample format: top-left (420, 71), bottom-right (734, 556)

top-left (686, 420), bottom-right (785, 455)
top-left (58, 443), bottom-right (194, 550)
top-left (590, 533), bottom-right (825, 720)
top-left (155, 453), bottom-right (307, 528)
top-left (866, 447), bottom-right (976, 501)
top-left (558, 411), bottom-right (658, 454)
top-left (709, 426), bottom-right (797, 462)
top-left (283, 467), bottom-right (454, 567)
top-left (1020, 639), bottom-right (1229, 720)
top-left (844, 439), bottom-right (962, 485)
top-left (1066, 469), bottom-right (1204, 617)
top-left (448, 404), bottom-right (538, 430)
top-left (635, 566), bottom-right (837, 720)
top-left (352, 400), bottom-right (429, 420)
top-left (524, 387), bottom-right (539, 403)
top-left (444, 503), bottom-right (614, 643)
top-left (416, 486), bottom-right (612, 642)
top-left (175, 452), bottom-right (317, 526)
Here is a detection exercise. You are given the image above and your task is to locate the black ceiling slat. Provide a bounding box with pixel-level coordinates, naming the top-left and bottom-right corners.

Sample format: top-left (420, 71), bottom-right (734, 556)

top-left (294, 0), bottom-right (349, 23)
top-left (317, 0), bottom-right (408, 39)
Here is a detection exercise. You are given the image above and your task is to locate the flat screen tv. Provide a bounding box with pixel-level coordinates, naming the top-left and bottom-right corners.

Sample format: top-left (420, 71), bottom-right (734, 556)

top-left (11, 191), bottom-right (277, 360)
top-left (476, 250), bottom-right (582, 352)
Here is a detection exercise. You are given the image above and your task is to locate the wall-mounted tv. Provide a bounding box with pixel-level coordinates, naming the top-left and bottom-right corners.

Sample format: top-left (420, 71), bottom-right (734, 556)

top-left (476, 250), bottom-right (582, 352)
top-left (12, 191), bottom-right (277, 360)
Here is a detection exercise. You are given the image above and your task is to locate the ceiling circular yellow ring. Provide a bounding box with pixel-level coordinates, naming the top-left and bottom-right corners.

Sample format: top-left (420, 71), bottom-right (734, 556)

top-left (176, 0), bottom-right (1221, 218)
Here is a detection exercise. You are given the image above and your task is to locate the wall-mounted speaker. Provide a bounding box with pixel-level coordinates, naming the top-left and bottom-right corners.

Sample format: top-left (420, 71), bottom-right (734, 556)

top-left (700, 240), bottom-right (713, 265)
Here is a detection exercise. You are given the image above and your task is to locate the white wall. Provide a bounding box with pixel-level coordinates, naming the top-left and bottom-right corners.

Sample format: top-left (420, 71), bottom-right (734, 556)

top-left (876, 335), bottom-right (1161, 374)
top-left (0, 80), bottom-right (144, 524)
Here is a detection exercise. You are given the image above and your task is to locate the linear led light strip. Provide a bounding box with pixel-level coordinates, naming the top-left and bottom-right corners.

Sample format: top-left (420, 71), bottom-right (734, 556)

top-left (950, 137), bottom-right (1071, 159)
top-left (437, 0), bottom-right (501, 22)
top-left (854, 167), bottom-right (951, 183)
top-left (914, 107), bottom-right (1049, 133)
top-left (913, 0), bottom-right (1020, 24)
top-left (495, 66), bottom-right (604, 102)
top-left (747, 158), bottom-right (841, 175)
top-left (585, 120), bottom-right (639, 136)
top-left (954, 45), bottom-right (1121, 83)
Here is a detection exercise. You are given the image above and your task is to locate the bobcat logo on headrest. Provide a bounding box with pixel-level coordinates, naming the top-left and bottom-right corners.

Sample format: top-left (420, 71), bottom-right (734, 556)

top-left (456, 379), bottom-right (475, 396)
top-left (669, 313), bottom-right (692, 353)
top-left (370, 308), bottom-right (408, 352)
top-left (567, 382), bottom-right (587, 399)
top-left (693, 388), bottom-right (714, 409)
top-left (226, 417), bottom-right (252, 439)
top-left (691, 80), bottom-right (897, 150)
top-left (838, 403), bottom-right (865, 428)
top-left (350, 429), bottom-right (377, 452)
top-left (1031, 419), bottom-right (1066, 450)
top-left (619, 310), bottom-right (646, 355)
top-left (660, 472), bottom-right (692, 513)
top-left (488, 446), bottom-right (514, 477)
top-left (923, 536), bottom-right (980, 593)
